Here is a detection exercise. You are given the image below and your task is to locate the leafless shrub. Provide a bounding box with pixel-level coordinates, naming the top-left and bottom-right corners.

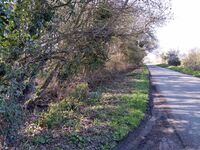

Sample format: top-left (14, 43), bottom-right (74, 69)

top-left (182, 49), bottom-right (200, 70)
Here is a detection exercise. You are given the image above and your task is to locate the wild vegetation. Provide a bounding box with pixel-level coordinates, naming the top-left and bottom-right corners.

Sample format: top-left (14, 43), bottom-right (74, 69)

top-left (160, 50), bottom-right (181, 66)
top-left (157, 64), bottom-right (200, 77)
top-left (182, 49), bottom-right (200, 71)
top-left (168, 66), bottom-right (200, 77)
top-left (0, 0), bottom-right (170, 149)
top-left (158, 49), bottom-right (200, 77)
top-left (19, 67), bottom-right (149, 149)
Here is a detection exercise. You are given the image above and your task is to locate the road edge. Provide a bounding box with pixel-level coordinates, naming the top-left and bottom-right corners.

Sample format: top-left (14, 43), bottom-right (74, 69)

top-left (114, 66), bottom-right (155, 150)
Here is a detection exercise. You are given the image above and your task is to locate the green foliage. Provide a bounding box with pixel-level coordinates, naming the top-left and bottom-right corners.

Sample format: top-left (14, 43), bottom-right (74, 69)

top-left (157, 64), bottom-right (200, 77)
top-left (168, 58), bottom-right (181, 66)
top-left (27, 1), bottom-right (54, 39)
top-left (168, 66), bottom-right (200, 77)
top-left (23, 66), bottom-right (149, 149)
top-left (0, 98), bottom-right (24, 143)
top-left (31, 135), bottom-right (49, 145)
top-left (39, 98), bottom-right (82, 128)
top-left (110, 68), bottom-right (148, 141)
top-left (0, 67), bottom-right (25, 144)
top-left (166, 50), bottom-right (181, 66)
top-left (157, 64), bottom-right (169, 68)
top-left (87, 91), bottom-right (102, 104)
top-left (58, 61), bottom-right (81, 80)
top-left (68, 132), bottom-right (87, 145)
top-left (0, 0), bottom-right (14, 37)
top-left (0, 0), bottom-right (170, 147)
top-left (124, 41), bottom-right (146, 66)
top-left (0, 63), bottom-right (6, 78)
top-left (70, 83), bottom-right (89, 101)
top-left (0, 1), bottom-right (55, 144)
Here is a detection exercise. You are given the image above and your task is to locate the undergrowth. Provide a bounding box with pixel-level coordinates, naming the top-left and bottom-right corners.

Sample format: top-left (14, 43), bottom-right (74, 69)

top-left (20, 67), bottom-right (149, 149)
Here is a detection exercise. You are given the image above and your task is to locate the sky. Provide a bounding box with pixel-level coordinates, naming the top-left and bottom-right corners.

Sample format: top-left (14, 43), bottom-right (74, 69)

top-left (156, 0), bottom-right (200, 54)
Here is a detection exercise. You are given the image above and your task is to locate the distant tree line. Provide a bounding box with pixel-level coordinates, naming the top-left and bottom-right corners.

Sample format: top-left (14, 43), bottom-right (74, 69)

top-left (160, 49), bottom-right (200, 70)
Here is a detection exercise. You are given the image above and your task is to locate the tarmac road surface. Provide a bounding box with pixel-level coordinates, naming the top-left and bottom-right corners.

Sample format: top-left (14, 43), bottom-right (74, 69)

top-left (115, 65), bottom-right (200, 150)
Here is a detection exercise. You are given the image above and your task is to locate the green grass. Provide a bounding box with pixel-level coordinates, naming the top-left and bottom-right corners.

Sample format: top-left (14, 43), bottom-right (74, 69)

top-left (157, 64), bottom-right (200, 77)
top-left (109, 68), bottom-right (149, 141)
top-left (23, 67), bottom-right (150, 149)
top-left (38, 98), bottom-right (83, 128)
top-left (157, 64), bottom-right (169, 68)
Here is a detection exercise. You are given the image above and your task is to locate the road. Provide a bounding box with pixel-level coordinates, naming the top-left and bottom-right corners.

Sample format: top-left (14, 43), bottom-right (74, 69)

top-left (115, 65), bottom-right (200, 150)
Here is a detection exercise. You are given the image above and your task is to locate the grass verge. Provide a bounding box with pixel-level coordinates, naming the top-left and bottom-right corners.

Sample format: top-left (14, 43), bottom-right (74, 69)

top-left (157, 64), bottom-right (200, 77)
top-left (19, 66), bottom-right (149, 150)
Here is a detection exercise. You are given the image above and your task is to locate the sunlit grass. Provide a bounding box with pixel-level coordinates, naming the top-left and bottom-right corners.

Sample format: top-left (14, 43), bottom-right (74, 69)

top-left (158, 64), bottom-right (200, 77)
top-left (108, 68), bottom-right (149, 141)
top-left (22, 67), bottom-right (149, 149)
top-left (168, 66), bottom-right (200, 77)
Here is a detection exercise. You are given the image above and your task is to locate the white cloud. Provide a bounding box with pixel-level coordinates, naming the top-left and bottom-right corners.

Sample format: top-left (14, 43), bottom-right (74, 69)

top-left (156, 0), bottom-right (200, 53)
